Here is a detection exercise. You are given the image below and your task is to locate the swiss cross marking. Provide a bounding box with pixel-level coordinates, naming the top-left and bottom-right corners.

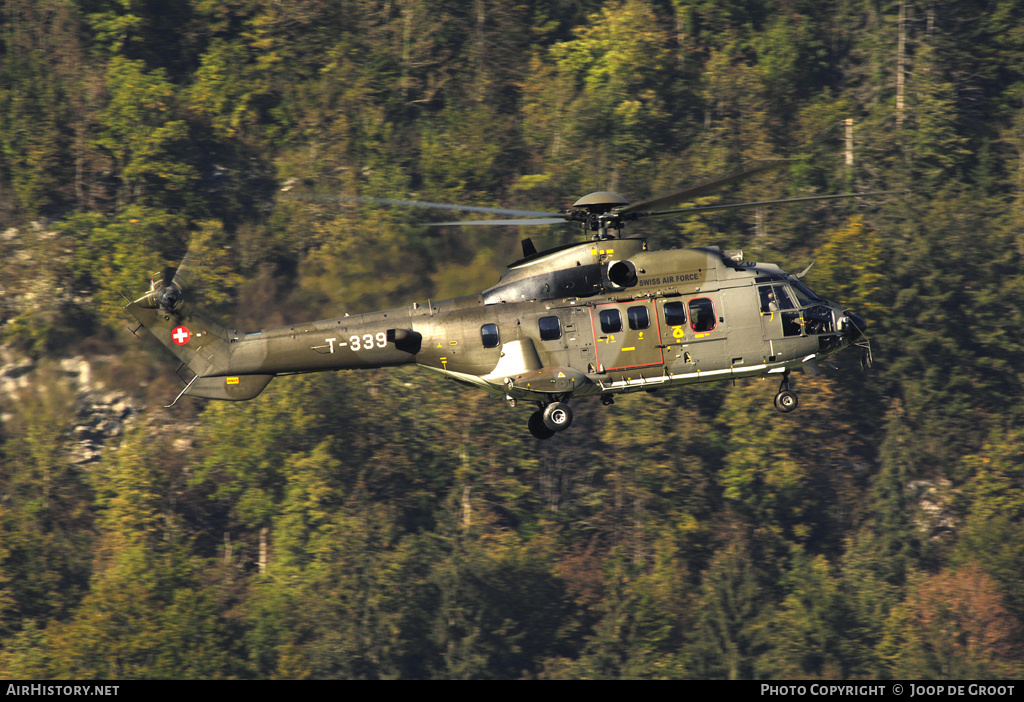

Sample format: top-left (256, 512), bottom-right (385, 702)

top-left (171, 326), bottom-right (191, 345)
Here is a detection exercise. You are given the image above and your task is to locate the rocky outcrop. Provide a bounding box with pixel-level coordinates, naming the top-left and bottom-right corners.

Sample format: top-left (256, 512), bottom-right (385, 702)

top-left (1, 349), bottom-right (137, 465)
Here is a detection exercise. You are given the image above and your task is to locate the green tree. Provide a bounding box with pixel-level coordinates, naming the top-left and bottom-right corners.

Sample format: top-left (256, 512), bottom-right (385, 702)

top-left (717, 375), bottom-right (869, 555)
top-left (14, 422), bottom-right (245, 678)
top-left (427, 530), bottom-right (573, 679)
top-left (0, 368), bottom-right (93, 631)
top-left (547, 538), bottom-right (690, 679)
top-left (836, 528), bottom-right (903, 678)
top-left (61, 207), bottom-right (180, 331)
top-left (756, 546), bottom-right (850, 679)
top-left (92, 56), bottom-right (198, 212)
top-left (530, 0), bottom-right (676, 190)
top-left (812, 216), bottom-right (885, 316)
top-left (690, 535), bottom-right (771, 679)
top-left (245, 498), bottom-right (412, 679)
top-left (903, 41), bottom-right (971, 187)
top-left (953, 427), bottom-right (1024, 619)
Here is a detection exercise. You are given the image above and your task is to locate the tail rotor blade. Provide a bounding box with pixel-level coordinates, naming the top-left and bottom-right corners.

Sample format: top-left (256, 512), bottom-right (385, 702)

top-left (155, 246), bottom-right (208, 314)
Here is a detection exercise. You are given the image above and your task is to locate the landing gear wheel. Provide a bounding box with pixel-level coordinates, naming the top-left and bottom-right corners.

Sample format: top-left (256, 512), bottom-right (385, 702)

top-left (542, 402), bottom-right (574, 432)
top-left (528, 410), bottom-right (555, 440)
top-left (774, 390), bottom-right (798, 413)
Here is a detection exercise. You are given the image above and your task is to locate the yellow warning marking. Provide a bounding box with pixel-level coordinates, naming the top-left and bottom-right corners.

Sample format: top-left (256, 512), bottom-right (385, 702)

top-left (558, 372), bottom-right (565, 378)
top-left (673, 327), bottom-right (685, 339)
top-left (622, 347), bottom-right (636, 351)
top-left (226, 377), bottom-right (239, 385)
top-left (449, 340), bottom-right (458, 346)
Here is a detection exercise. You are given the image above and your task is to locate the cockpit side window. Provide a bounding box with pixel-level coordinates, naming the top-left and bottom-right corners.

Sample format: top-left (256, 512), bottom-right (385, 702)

top-left (759, 285), bottom-right (795, 314)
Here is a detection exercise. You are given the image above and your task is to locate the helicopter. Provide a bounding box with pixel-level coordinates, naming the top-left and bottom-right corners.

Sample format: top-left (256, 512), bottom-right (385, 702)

top-left (126, 161), bottom-right (874, 439)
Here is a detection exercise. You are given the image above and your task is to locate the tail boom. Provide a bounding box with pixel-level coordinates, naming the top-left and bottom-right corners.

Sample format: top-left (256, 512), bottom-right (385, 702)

top-left (126, 298), bottom-right (421, 402)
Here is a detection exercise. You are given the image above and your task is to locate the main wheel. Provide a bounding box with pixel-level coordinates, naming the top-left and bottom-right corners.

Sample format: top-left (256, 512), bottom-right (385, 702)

top-left (774, 390), bottom-right (798, 413)
top-left (529, 410), bottom-right (555, 439)
top-left (542, 402), bottom-right (573, 432)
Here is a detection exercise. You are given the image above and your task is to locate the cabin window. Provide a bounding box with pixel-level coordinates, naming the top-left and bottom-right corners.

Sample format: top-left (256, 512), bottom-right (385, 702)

top-left (688, 298), bottom-right (717, 333)
top-left (663, 301), bottom-right (686, 326)
top-left (627, 305), bottom-right (650, 330)
top-left (481, 323), bottom-right (500, 348)
top-left (539, 316), bottom-right (562, 341)
top-left (599, 309), bottom-right (622, 334)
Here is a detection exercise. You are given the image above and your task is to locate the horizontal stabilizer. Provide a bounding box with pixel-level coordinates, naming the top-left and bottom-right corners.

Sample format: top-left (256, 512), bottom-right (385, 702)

top-left (185, 374), bottom-right (274, 401)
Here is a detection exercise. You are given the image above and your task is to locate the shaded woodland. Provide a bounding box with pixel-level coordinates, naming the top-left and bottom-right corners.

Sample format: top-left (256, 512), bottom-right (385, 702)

top-left (2, 0), bottom-right (1024, 679)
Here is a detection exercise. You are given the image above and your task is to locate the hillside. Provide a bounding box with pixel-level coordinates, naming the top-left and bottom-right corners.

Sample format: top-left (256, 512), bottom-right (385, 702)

top-left (1, 0), bottom-right (1023, 678)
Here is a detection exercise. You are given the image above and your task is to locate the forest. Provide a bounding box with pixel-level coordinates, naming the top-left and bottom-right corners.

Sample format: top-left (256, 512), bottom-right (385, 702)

top-left (2, 0), bottom-right (1024, 679)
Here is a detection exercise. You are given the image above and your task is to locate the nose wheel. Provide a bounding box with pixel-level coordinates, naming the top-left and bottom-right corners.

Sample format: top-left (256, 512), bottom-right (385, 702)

top-left (774, 389), bottom-right (798, 412)
top-left (528, 401), bottom-right (574, 439)
top-left (774, 372), bottom-right (798, 413)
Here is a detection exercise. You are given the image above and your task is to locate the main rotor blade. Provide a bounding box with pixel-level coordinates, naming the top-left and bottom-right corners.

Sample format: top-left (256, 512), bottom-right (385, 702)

top-left (616, 160), bottom-right (789, 216)
top-left (643, 191), bottom-right (894, 218)
top-left (290, 194), bottom-right (562, 219)
top-left (427, 217), bottom-right (569, 227)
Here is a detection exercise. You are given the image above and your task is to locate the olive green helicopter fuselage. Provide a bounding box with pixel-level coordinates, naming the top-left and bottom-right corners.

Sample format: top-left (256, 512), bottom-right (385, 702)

top-left (127, 236), bottom-right (868, 439)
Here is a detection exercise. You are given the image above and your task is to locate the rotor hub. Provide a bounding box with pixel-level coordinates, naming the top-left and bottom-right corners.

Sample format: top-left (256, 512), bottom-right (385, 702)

top-left (572, 191), bottom-right (630, 213)
top-left (156, 284), bottom-right (183, 312)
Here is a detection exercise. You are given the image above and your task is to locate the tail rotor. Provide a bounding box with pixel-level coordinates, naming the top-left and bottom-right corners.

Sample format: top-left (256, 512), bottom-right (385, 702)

top-left (141, 247), bottom-right (207, 316)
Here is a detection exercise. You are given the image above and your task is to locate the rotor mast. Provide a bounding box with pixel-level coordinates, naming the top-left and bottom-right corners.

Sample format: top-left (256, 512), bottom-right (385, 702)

top-left (569, 191), bottom-right (631, 240)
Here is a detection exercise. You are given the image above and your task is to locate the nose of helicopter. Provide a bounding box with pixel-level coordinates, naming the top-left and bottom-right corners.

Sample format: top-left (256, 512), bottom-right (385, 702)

top-left (842, 311), bottom-right (867, 341)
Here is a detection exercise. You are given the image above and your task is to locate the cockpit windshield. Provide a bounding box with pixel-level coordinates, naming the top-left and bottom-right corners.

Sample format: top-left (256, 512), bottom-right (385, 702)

top-left (758, 279), bottom-right (836, 337)
top-left (788, 278), bottom-right (823, 307)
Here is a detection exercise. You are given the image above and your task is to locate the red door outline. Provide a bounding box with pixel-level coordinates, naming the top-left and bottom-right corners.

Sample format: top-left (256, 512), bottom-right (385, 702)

top-left (590, 300), bottom-right (664, 371)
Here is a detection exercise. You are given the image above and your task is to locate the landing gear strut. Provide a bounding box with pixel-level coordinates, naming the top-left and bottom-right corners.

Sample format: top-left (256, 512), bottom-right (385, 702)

top-left (528, 401), bottom-right (574, 440)
top-left (774, 371), bottom-right (798, 413)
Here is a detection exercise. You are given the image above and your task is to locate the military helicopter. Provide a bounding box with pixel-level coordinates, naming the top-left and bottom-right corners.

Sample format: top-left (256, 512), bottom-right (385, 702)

top-left (126, 161), bottom-right (874, 439)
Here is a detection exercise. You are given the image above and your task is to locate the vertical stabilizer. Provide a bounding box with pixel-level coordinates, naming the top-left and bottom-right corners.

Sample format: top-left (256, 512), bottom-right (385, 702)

top-left (126, 298), bottom-right (234, 380)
